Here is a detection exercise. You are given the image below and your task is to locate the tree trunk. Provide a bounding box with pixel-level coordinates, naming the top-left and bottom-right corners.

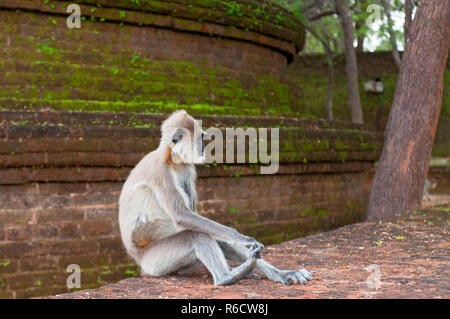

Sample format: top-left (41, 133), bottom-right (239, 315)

top-left (355, 21), bottom-right (364, 53)
top-left (366, 0), bottom-right (450, 222)
top-left (325, 57), bottom-right (334, 121)
top-left (356, 35), bottom-right (364, 53)
top-left (384, 0), bottom-right (402, 68)
top-left (405, 0), bottom-right (414, 44)
top-left (335, 0), bottom-right (364, 124)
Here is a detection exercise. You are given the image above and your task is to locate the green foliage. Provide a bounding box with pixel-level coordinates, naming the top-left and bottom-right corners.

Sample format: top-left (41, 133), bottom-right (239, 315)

top-left (273, 0), bottom-right (409, 53)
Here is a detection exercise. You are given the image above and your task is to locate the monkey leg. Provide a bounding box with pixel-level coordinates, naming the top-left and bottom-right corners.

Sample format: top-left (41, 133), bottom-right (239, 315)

top-left (218, 241), bottom-right (313, 285)
top-left (139, 230), bottom-right (259, 285)
top-left (194, 236), bottom-right (260, 286)
top-left (175, 260), bottom-right (204, 275)
top-left (131, 219), bottom-right (175, 248)
top-left (139, 230), bottom-right (198, 276)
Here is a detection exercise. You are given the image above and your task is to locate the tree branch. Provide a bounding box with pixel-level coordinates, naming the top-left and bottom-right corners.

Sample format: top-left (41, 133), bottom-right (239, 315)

top-left (383, 0), bottom-right (402, 68)
top-left (405, 0), bottom-right (414, 44)
top-left (305, 9), bottom-right (337, 21)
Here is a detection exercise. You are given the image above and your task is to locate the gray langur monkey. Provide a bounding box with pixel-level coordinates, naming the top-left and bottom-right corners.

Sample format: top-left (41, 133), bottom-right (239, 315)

top-left (119, 110), bottom-right (312, 286)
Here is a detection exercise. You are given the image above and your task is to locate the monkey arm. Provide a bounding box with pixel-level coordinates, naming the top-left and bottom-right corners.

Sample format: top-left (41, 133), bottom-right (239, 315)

top-left (153, 181), bottom-right (261, 247)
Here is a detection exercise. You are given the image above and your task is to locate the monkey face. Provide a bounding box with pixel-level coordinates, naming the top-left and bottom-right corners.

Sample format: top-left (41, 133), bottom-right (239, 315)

top-left (170, 127), bottom-right (206, 165)
top-left (161, 110), bottom-right (207, 165)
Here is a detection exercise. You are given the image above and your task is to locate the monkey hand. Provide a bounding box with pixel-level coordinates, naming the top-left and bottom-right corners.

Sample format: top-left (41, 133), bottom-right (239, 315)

top-left (248, 243), bottom-right (262, 259)
top-left (242, 236), bottom-right (264, 256)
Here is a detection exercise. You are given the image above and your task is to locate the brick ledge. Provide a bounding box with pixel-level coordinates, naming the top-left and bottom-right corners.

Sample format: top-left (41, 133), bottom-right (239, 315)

top-left (46, 204), bottom-right (450, 299)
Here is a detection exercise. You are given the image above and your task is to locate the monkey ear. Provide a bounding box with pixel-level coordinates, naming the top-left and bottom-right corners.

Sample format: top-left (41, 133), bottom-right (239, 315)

top-left (171, 128), bottom-right (185, 144)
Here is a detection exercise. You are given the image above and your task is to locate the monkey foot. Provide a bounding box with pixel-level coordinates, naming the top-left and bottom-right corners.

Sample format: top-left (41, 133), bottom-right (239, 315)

top-left (214, 246), bottom-right (261, 286)
top-left (277, 268), bottom-right (313, 285)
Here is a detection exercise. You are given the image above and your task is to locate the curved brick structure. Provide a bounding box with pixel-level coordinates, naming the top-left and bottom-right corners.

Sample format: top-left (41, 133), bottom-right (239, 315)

top-left (0, 0), bottom-right (305, 115)
top-left (0, 2), bottom-right (388, 299)
top-left (0, 110), bottom-right (382, 298)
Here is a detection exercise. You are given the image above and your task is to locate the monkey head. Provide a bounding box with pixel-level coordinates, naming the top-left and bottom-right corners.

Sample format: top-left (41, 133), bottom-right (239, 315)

top-left (161, 110), bottom-right (206, 165)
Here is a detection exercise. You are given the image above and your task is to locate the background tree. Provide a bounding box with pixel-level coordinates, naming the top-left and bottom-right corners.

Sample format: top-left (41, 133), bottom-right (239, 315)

top-left (353, 0), bottom-right (372, 53)
top-left (404, 0), bottom-right (414, 44)
top-left (276, 0), bottom-right (420, 124)
top-left (383, 0), bottom-right (402, 68)
top-left (275, 0), bottom-right (343, 121)
top-left (366, 0), bottom-right (450, 221)
top-left (335, 0), bottom-right (364, 124)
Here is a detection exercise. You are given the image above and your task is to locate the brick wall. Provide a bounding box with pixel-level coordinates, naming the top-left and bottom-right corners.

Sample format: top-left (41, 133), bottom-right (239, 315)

top-left (0, 1), bottom-right (305, 115)
top-left (287, 52), bottom-right (450, 157)
top-left (0, 110), bottom-right (381, 298)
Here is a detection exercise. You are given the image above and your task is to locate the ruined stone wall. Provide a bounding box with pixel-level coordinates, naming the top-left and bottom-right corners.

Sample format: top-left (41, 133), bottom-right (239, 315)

top-left (0, 0), bottom-right (385, 299)
top-left (0, 111), bottom-right (381, 298)
top-left (288, 52), bottom-right (450, 157)
top-left (0, 0), bottom-right (305, 116)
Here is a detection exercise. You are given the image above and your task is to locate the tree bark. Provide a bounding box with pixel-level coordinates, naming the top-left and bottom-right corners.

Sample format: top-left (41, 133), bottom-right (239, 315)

top-left (366, 0), bottom-right (450, 222)
top-left (356, 35), bottom-right (364, 53)
top-left (384, 0), bottom-right (402, 68)
top-left (335, 0), bottom-right (364, 124)
top-left (405, 0), bottom-right (414, 44)
top-left (325, 56), bottom-right (334, 121)
top-left (302, 23), bottom-right (336, 121)
top-left (355, 21), bottom-right (364, 53)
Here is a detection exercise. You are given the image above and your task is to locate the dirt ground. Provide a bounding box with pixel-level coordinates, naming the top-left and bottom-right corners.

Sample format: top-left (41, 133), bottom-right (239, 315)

top-left (46, 198), bottom-right (449, 299)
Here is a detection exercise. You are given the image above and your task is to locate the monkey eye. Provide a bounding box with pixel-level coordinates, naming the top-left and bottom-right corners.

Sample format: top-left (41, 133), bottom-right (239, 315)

top-left (172, 134), bottom-right (182, 144)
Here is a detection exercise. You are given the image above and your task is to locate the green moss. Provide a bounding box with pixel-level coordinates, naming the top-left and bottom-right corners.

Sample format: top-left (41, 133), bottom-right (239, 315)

top-left (0, 260), bottom-right (10, 267)
top-left (0, 47), bottom-right (304, 116)
top-left (334, 140), bottom-right (351, 151)
top-left (298, 206), bottom-right (328, 217)
top-left (266, 234), bottom-right (284, 244)
top-left (338, 151), bottom-right (348, 162)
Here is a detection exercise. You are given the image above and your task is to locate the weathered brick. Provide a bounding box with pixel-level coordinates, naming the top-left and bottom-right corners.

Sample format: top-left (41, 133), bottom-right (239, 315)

top-left (0, 242), bottom-right (33, 259)
top-left (19, 256), bottom-right (60, 272)
top-left (0, 209), bottom-right (33, 226)
top-left (79, 221), bottom-right (113, 238)
top-left (99, 238), bottom-right (125, 254)
top-left (5, 226), bottom-right (32, 242)
top-left (0, 258), bottom-right (19, 273)
top-left (5, 271), bottom-right (67, 290)
top-left (36, 207), bottom-right (85, 223)
top-left (48, 239), bottom-right (99, 257)
top-left (57, 222), bottom-right (81, 239)
top-left (5, 224), bottom-right (58, 241)
top-left (109, 249), bottom-right (134, 265)
top-left (14, 286), bottom-right (69, 299)
top-left (35, 224), bottom-right (59, 239)
top-left (59, 254), bottom-right (109, 270)
top-left (84, 206), bottom-right (118, 220)
top-left (0, 290), bottom-right (13, 298)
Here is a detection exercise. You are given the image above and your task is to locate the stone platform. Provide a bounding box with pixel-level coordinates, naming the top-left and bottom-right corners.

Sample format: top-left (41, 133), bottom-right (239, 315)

top-left (47, 203), bottom-right (449, 299)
